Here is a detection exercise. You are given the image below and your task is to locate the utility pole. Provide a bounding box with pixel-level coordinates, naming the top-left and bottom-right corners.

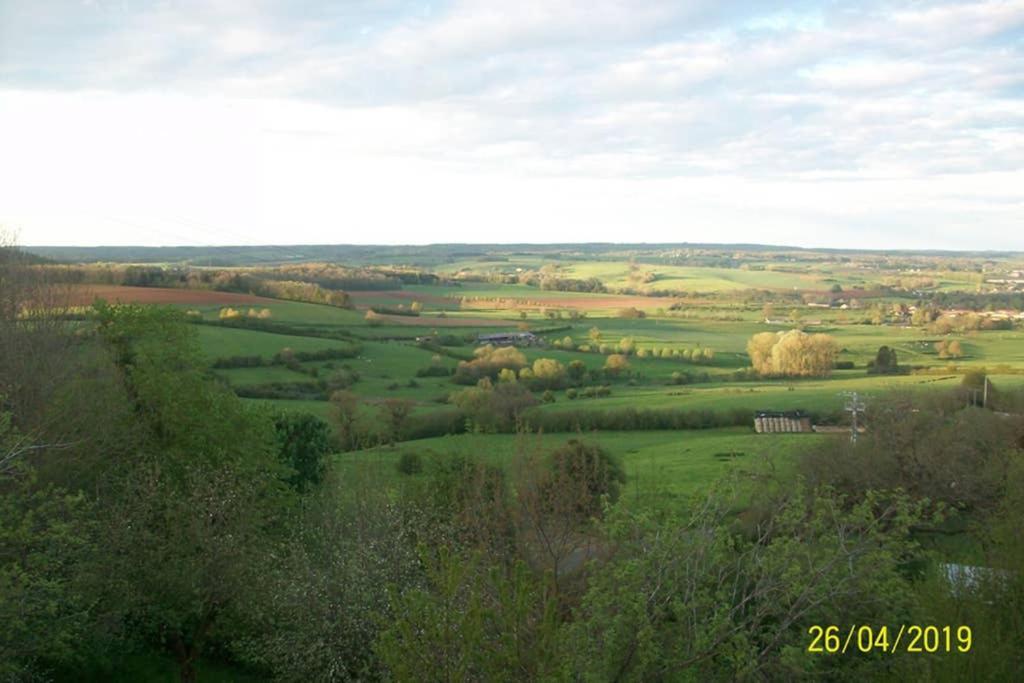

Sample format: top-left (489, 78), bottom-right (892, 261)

top-left (843, 392), bottom-right (866, 444)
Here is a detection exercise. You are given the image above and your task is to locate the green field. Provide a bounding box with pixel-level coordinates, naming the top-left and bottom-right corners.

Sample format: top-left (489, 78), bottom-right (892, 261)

top-left (179, 253), bottom-right (1023, 514)
top-left (341, 427), bottom-right (827, 499)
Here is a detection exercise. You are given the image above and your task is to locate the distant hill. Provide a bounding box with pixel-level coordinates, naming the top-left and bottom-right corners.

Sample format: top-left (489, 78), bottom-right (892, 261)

top-left (0, 246), bottom-right (50, 265)
top-left (24, 242), bottom-right (1024, 267)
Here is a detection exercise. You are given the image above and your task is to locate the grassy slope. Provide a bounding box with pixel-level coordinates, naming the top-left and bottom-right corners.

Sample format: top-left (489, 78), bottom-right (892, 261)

top-left (340, 428), bottom-right (828, 499)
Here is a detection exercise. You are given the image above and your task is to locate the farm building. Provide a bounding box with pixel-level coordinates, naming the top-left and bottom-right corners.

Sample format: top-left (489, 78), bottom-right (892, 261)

top-left (754, 410), bottom-right (813, 433)
top-left (476, 331), bottom-right (541, 347)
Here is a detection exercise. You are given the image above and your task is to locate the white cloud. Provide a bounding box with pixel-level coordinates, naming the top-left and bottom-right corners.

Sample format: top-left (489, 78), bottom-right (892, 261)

top-left (0, 0), bottom-right (1021, 248)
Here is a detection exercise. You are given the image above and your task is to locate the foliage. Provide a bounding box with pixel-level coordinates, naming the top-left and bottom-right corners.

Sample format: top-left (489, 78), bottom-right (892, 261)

top-left (451, 380), bottom-right (538, 433)
top-left (273, 412), bottom-right (331, 492)
top-left (747, 329), bottom-right (838, 377)
top-left (453, 345), bottom-right (528, 385)
top-left (603, 354), bottom-right (631, 376)
top-left (566, 483), bottom-right (928, 681)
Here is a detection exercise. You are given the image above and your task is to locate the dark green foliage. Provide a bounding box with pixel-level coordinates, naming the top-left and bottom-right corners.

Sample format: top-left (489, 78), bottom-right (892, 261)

top-left (404, 408), bottom-right (468, 440)
top-left (369, 305), bottom-right (420, 316)
top-left (396, 451), bottom-right (424, 475)
top-left (566, 485), bottom-right (929, 681)
top-left (273, 413), bottom-right (331, 492)
top-left (867, 344), bottom-right (906, 374)
top-left (376, 551), bottom-right (560, 682)
top-left (415, 365), bottom-right (454, 378)
top-left (451, 381), bottom-right (539, 433)
top-left (272, 345), bottom-right (360, 364)
top-left (525, 405), bottom-right (751, 433)
top-left (234, 381), bottom-right (327, 400)
top-left (546, 439), bottom-right (626, 517)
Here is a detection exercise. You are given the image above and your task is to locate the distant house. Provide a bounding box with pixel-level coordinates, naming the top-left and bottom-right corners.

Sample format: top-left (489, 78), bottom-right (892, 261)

top-left (754, 410), bottom-right (813, 433)
top-left (476, 331), bottom-right (541, 347)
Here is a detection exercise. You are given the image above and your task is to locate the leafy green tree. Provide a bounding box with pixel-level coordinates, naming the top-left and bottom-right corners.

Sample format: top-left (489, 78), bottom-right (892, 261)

top-left (377, 550), bottom-right (559, 682)
top-left (546, 439), bottom-right (625, 519)
top-left (329, 389), bottom-right (361, 451)
top-left (381, 398), bottom-right (415, 445)
top-left (273, 412), bottom-right (331, 492)
top-left (0, 408), bottom-right (97, 681)
top-left (93, 304), bottom-right (291, 683)
top-left (567, 483), bottom-right (927, 681)
top-left (869, 345), bottom-right (900, 374)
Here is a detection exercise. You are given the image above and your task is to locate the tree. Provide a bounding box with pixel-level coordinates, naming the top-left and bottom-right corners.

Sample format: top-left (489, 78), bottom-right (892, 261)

top-left (567, 483), bottom-right (927, 681)
top-left (381, 398), bottom-right (415, 445)
top-left (454, 345), bottom-right (528, 385)
top-left (617, 336), bottom-right (636, 355)
top-left (92, 304), bottom-right (291, 683)
top-left (588, 327), bottom-right (602, 344)
top-left (529, 358), bottom-right (566, 390)
top-left (868, 345), bottom-right (900, 374)
top-left (603, 354), bottom-right (630, 377)
top-left (273, 412), bottom-right (331, 492)
top-left (546, 440), bottom-right (625, 519)
top-left (451, 381), bottom-right (537, 433)
top-left (567, 360), bottom-right (587, 382)
top-left (747, 330), bottom-right (838, 377)
top-left (935, 339), bottom-right (963, 359)
top-left (747, 332), bottom-right (779, 375)
top-left (329, 390), bottom-right (361, 451)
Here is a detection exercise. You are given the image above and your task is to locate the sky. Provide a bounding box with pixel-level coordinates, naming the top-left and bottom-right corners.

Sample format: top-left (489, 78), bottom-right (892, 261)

top-left (1, 1), bottom-right (1022, 250)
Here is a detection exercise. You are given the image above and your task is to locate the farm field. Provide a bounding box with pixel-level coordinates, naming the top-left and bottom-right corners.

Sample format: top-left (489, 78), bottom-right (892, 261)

top-left (69, 284), bottom-right (276, 306)
top-left (45, 249), bottom-right (1024, 512)
top-left (341, 427), bottom-right (828, 499)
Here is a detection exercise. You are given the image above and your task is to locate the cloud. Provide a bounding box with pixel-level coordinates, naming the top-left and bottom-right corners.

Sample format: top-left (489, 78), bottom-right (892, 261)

top-left (0, 0), bottom-right (1021, 248)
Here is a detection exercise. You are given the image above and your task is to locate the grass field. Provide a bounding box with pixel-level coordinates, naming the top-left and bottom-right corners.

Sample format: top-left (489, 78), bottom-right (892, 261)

top-left (341, 427), bottom-right (828, 499)
top-left (195, 325), bottom-right (346, 360)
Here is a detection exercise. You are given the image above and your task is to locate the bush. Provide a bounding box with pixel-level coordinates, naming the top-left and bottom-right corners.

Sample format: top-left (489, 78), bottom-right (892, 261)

top-left (566, 388), bottom-right (578, 400)
top-left (212, 355), bottom-right (264, 368)
top-left (416, 365), bottom-right (454, 378)
top-left (235, 381), bottom-right (326, 400)
top-left (396, 451), bottom-right (424, 475)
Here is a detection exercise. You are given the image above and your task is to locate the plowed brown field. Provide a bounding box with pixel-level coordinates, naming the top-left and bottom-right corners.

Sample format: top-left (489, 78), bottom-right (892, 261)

top-left (69, 285), bottom-right (276, 306)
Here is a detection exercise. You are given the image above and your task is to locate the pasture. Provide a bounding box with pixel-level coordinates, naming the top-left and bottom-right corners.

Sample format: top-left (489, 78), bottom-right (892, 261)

top-left (340, 427), bottom-right (827, 499)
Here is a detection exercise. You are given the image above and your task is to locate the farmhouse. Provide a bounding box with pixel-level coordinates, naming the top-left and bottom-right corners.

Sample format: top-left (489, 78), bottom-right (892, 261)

top-left (754, 410), bottom-right (813, 433)
top-left (476, 331), bottom-right (541, 347)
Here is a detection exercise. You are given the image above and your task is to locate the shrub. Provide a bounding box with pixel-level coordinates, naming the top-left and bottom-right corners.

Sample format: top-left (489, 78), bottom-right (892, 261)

top-left (396, 451), bottom-right (424, 475)
top-left (416, 365), bottom-right (454, 378)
